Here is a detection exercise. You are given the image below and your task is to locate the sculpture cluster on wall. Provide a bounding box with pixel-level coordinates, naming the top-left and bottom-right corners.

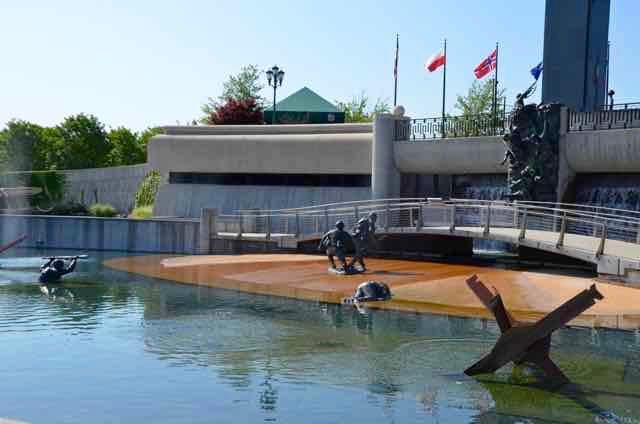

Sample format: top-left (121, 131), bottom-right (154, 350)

top-left (502, 86), bottom-right (561, 202)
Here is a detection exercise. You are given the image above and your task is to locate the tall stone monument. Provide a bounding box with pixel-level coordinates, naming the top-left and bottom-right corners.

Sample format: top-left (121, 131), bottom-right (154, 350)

top-left (542, 0), bottom-right (610, 112)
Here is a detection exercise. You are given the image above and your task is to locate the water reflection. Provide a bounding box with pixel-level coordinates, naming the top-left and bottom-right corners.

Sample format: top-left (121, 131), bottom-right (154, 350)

top-left (0, 250), bottom-right (639, 423)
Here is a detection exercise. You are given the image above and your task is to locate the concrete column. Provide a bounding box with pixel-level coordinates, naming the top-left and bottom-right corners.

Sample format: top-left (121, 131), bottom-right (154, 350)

top-left (556, 106), bottom-right (576, 203)
top-left (372, 112), bottom-right (404, 199)
top-left (199, 208), bottom-right (218, 254)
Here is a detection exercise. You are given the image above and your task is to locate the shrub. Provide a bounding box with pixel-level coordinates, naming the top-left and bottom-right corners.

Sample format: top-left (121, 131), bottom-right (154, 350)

top-left (129, 205), bottom-right (153, 220)
top-left (134, 170), bottom-right (161, 208)
top-left (209, 97), bottom-right (264, 125)
top-left (89, 203), bottom-right (118, 217)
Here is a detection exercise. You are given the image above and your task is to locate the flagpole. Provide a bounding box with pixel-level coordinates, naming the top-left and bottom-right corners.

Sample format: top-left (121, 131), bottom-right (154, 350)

top-left (394, 34), bottom-right (399, 107)
top-left (605, 40), bottom-right (610, 109)
top-left (441, 38), bottom-right (447, 138)
top-left (493, 42), bottom-right (499, 133)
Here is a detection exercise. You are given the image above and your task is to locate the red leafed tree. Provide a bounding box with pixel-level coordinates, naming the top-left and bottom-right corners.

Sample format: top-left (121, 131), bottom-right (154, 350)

top-left (208, 97), bottom-right (264, 125)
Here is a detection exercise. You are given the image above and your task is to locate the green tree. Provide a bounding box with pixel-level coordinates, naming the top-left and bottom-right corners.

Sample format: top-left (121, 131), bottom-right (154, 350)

top-left (107, 127), bottom-right (144, 166)
top-left (54, 114), bottom-right (111, 169)
top-left (201, 65), bottom-right (265, 123)
top-left (0, 120), bottom-right (50, 171)
top-left (336, 92), bottom-right (391, 123)
top-left (139, 127), bottom-right (163, 152)
top-left (447, 80), bottom-right (506, 137)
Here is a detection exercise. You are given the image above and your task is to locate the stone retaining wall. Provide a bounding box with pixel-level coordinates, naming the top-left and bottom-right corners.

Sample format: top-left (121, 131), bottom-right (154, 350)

top-left (0, 214), bottom-right (198, 254)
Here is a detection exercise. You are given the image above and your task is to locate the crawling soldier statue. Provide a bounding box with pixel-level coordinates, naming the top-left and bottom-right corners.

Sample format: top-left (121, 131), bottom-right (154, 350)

top-left (319, 220), bottom-right (353, 272)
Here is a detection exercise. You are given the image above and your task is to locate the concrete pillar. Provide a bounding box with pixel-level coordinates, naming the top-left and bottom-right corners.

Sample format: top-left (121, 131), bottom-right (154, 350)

top-left (556, 106), bottom-right (576, 203)
top-left (372, 112), bottom-right (404, 199)
top-left (199, 208), bottom-right (218, 254)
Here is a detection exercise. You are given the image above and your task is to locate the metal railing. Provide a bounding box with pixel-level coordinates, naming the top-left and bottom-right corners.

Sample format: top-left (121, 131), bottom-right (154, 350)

top-left (569, 107), bottom-right (640, 132)
top-left (600, 102), bottom-right (640, 111)
top-left (214, 198), bottom-right (640, 262)
top-left (399, 113), bottom-right (511, 141)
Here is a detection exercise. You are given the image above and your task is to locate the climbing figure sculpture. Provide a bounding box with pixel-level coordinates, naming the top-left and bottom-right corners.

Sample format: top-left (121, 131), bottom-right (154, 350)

top-left (318, 220), bottom-right (353, 273)
top-left (39, 257), bottom-right (78, 284)
top-left (349, 212), bottom-right (377, 272)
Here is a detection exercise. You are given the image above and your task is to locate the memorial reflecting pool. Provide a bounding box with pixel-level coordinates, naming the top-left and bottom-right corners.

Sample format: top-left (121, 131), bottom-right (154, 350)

top-left (1, 250), bottom-right (639, 423)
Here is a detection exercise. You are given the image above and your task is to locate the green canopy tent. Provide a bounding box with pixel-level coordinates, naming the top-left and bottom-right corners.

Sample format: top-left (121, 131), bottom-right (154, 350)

top-left (264, 87), bottom-right (344, 124)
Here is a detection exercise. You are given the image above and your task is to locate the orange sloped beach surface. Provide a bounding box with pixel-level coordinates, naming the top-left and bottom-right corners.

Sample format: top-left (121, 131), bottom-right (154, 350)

top-left (104, 254), bottom-right (640, 329)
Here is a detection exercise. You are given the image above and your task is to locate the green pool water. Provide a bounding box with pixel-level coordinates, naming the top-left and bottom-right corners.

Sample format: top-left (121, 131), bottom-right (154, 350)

top-left (0, 249), bottom-right (639, 424)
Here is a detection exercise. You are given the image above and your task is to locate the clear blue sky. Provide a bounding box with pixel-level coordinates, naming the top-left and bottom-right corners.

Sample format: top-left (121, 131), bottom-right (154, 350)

top-left (0, 1), bottom-right (636, 131)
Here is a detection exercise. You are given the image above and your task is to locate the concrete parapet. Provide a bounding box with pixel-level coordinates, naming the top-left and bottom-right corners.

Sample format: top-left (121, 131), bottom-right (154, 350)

top-left (162, 123), bottom-right (372, 136)
top-left (394, 136), bottom-right (506, 175)
top-left (565, 128), bottom-right (640, 173)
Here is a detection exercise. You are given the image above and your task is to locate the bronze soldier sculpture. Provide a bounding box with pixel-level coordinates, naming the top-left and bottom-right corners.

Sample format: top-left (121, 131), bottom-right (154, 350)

top-left (502, 81), bottom-right (561, 202)
top-left (318, 220), bottom-right (353, 272)
top-left (348, 212), bottom-right (377, 272)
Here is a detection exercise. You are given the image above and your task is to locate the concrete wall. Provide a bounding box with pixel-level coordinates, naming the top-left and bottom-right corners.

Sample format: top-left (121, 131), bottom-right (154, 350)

top-left (0, 214), bottom-right (199, 254)
top-left (154, 184), bottom-right (371, 217)
top-left (149, 125), bottom-right (372, 175)
top-left (565, 128), bottom-right (640, 173)
top-left (394, 136), bottom-right (506, 175)
top-left (62, 164), bottom-right (151, 213)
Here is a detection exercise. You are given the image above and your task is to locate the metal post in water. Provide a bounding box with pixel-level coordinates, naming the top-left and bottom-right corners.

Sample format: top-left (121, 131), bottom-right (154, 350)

top-left (556, 213), bottom-right (567, 248)
top-left (519, 208), bottom-right (527, 241)
top-left (265, 214), bottom-right (271, 241)
top-left (483, 204), bottom-right (491, 236)
top-left (237, 215), bottom-right (244, 239)
top-left (449, 204), bottom-right (456, 232)
top-left (385, 202), bottom-right (391, 231)
top-left (596, 224), bottom-right (607, 257)
top-left (416, 205), bottom-right (423, 232)
top-left (324, 207), bottom-right (329, 232)
top-left (295, 213), bottom-right (300, 238)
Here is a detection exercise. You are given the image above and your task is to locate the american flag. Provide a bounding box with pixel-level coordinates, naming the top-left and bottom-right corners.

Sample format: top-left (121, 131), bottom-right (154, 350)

top-left (474, 49), bottom-right (497, 79)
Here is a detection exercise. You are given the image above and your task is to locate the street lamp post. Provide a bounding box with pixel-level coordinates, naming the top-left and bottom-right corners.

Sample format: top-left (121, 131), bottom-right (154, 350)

top-left (266, 65), bottom-right (285, 124)
top-left (607, 89), bottom-right (615, 110)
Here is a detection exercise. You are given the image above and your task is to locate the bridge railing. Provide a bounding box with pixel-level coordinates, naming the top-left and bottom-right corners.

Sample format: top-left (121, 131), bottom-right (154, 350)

top-left (214, 198), bottom-right (640, 259)
top-left (569, 106), bottom-right (640, 132)
top-left (396, 113), bottom-right (511, 141)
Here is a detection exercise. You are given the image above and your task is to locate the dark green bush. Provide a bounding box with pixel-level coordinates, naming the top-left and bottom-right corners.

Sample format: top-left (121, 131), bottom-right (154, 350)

top-left (43, 202), bottom-right (89, 216)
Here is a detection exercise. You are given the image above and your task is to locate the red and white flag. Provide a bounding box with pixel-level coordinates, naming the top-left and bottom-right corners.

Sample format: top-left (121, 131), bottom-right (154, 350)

top-left (474, 49), bottom-right (497, 79)
top-left (425, 51), bottom-right (445, 72)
